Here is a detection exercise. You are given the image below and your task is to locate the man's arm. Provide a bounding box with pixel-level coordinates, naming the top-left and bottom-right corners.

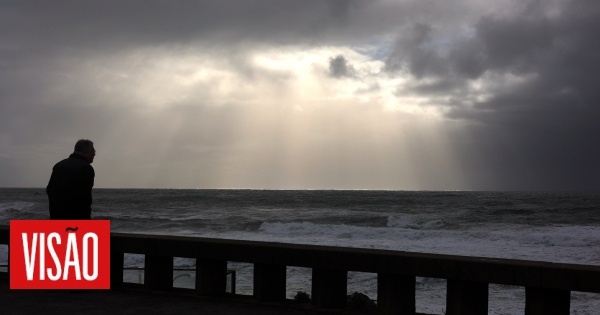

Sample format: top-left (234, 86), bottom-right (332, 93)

top-left (81, 165), bottom-right (95, 208)
top-left (46, 166), bottom-right (56, 196)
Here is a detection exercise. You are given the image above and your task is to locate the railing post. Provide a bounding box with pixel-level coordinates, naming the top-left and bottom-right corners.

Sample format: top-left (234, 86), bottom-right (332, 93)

top-left (254, 263), bottom-right (286, 302)
top-left (525, 287), bottom-right (570, 315)
top-left (0, 246), bottom-right (9, 280)
top-left (0, 229), bottom-right (10, 280)
top-left (3, 244), bottom-right (8, 280)
top-left (377, 273), bottom-right (416, 315)
top-left (446, 279), bottom-right (488, 315)
top-left (312, 268), bottom-right (347, 309)
top-left (145, 254), bottom-right (173, 290)
top-left (110, 250), bottom-right (124, 288)
top-left (195, 258), bottom-right (227, 296)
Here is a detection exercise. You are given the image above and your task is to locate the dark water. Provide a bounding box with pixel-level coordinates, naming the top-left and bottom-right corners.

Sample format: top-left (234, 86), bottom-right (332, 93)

top-left (1, 188), bottom-right (599, 314)
top-left (2, 189), bottom-right (600, 261)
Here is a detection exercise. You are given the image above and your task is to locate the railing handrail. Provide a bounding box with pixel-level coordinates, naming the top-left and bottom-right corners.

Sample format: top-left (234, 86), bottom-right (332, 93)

top-left (2, 224), bottom-right (600, 314)
top-left (2, 225), bottom-right (600, 293)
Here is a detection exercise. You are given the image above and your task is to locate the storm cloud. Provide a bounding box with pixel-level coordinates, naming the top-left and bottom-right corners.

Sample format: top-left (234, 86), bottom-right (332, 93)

top-left (329, 55), bottom-right (355, 78)
top-left (0, 0), bottom-right (598, 190)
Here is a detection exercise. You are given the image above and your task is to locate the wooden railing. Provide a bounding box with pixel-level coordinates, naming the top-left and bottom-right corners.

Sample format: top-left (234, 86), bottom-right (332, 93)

top-left (1, 225), bottom-right (599, 314)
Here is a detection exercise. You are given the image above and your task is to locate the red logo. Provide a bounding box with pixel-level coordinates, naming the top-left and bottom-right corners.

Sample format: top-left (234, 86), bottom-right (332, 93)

top-left (10, 220), bottom-right (110, 289)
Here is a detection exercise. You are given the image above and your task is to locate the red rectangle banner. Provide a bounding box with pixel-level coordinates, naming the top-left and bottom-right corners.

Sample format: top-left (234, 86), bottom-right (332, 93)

top-left (10, 220), bottom-right (110, 289)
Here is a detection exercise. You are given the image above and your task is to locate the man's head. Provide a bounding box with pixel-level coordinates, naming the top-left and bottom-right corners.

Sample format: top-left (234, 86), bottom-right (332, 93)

top-left (74, 139), bottom-right (96, 163)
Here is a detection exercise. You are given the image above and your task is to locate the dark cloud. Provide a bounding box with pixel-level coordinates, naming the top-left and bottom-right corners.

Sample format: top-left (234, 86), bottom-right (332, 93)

top-left (451, 1), bottom-right (600, 190)
top-left (474, 15), bottom-right (553, 73)
top-left (1, 0), bottom-right (599, 190)
top-left (1, 0), bottom-right (488, 57)
top-left (0, 0), bottom-right (369, 54)
top-left (380, 0), bottom-right (600, 190)
top-left (385, 23), bottom-right (448, 77)
top-left (384, 3), bottom-right (558, 79)
top-left (328, 55), bottom-right (355, 78)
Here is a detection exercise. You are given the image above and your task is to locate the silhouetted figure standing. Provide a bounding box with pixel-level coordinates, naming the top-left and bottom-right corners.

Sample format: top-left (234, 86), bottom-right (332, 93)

top-left (47, 139), bottom-right (96, 219)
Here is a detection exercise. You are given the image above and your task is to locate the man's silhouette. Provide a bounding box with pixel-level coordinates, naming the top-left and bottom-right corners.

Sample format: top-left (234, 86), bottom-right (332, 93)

top-left (46, 139), bottom-right (96, 219)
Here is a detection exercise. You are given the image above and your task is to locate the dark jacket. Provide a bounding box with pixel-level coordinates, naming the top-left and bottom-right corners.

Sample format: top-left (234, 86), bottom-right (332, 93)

top-left (46, 153), bottom-right (95, 219)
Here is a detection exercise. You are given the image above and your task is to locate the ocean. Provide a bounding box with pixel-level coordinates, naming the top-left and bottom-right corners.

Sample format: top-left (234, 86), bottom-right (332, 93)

top-left (1, 188), bottom-right (599, 314)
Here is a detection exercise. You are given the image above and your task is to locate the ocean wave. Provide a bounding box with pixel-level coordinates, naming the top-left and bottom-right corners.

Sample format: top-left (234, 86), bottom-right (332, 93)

top-left (0, 201), bottom-right (36, 211)
top-left (489, 225), bottom-right (600, 248)
top-left (258, 221), bottom-right (395, 241)
top-left (387, 215), bottom-right (446, 230)
top-left (0, 201), bottom-right (43, 221)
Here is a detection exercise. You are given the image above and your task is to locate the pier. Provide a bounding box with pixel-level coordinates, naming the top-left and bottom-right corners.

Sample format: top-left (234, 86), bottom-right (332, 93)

top-left (1, 225), bottom-right (600, 314)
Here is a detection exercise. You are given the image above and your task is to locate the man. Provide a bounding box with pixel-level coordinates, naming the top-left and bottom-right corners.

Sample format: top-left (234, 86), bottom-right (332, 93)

top-left (47, 139), bottom-right (96, 219)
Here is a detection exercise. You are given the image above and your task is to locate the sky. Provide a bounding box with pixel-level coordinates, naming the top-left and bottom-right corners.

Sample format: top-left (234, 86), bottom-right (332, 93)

top-left (1, 0), bottom-right (599, 191)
